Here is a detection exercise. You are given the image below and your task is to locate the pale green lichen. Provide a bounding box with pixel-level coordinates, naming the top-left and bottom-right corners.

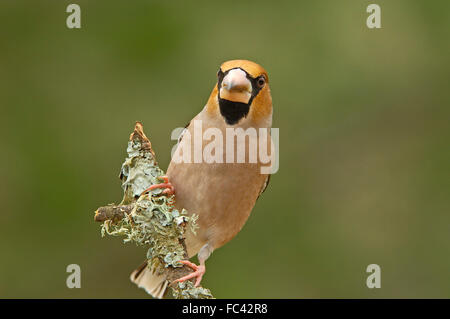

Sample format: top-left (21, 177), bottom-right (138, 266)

top-left (119, 140), bottom-right (166, 204)
top-left (172, 281), bottom-right (214, 299)
top-left (99, 132), bottom-right (212, 298)
top-left (189, 213), bottom-right (200, 236)
top-left (102, 194), bottom-right (188, 269)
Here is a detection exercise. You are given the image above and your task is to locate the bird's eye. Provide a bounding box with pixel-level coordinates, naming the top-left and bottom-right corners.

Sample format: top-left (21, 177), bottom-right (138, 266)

top-left (257, 76), bottom-right (266, 88)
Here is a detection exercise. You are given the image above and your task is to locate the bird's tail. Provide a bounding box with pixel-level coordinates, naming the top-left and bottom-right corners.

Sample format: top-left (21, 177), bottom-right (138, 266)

top-left (130, 261), bottom-right (169, 299)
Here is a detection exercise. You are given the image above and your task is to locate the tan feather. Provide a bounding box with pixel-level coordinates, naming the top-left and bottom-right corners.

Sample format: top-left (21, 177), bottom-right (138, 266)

top-left (130, 261), bottom-right (168, 299)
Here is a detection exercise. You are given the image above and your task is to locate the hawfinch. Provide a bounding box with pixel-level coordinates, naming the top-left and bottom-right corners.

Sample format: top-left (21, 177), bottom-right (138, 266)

top-left (131, 59), bottom-right (273, 298)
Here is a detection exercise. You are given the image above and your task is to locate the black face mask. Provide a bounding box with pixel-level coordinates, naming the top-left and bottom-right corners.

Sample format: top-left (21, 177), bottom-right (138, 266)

top-left (217, 68), bottom-right (264, 125)
top-left (217, 99), bottom-right (251, 125)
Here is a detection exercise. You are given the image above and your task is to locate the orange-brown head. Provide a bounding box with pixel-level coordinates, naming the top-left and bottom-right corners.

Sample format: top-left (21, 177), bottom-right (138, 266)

top-left (206, 60), bottom-right (272, 126)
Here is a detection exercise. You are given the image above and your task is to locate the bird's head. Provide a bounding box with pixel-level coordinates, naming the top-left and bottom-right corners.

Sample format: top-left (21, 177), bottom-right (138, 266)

top-left (207, 60), bottom-right (272, 126)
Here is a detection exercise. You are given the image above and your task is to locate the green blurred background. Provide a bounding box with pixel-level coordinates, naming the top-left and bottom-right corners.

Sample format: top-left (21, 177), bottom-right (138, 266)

top-left (1, 0), bottom-right (449, 298)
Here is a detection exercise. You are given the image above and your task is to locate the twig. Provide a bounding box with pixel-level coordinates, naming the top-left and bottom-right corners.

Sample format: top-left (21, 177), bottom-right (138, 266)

top-left (94, 204), bottom-right (132, 223)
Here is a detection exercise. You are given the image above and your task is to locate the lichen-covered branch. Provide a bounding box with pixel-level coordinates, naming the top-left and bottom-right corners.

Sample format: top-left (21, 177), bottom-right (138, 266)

top-left (94, 122), bottom-right (213, 299)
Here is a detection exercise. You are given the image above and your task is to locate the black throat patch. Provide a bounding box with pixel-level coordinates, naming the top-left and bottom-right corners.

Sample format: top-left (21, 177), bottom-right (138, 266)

top-left (217, 67), bottom-right (262, 125)
top-left (218, 99), bottom-right (250, 125)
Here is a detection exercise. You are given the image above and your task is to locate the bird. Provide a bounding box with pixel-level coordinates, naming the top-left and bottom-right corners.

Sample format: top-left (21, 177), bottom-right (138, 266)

top-left (130, 59), bottom-right (273, 298)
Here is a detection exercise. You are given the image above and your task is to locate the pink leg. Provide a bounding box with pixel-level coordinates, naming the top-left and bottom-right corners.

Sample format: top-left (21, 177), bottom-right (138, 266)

top-left (141, 176), bottom-right (175, 196)
top-left (174, 260), bottom-right (206, 287)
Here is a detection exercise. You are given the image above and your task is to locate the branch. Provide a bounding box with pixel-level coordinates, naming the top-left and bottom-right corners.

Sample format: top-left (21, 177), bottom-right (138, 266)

top-left (94, 204), bottom-right (132, 223)
top-left (94, 122), bottom-right (213, 299)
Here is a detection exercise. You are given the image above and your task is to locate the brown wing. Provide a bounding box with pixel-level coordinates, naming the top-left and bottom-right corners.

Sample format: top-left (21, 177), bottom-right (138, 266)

top-left (257, 174), bottom-right (271, 199)
top-left (177, 121), bottom-right (191, 145)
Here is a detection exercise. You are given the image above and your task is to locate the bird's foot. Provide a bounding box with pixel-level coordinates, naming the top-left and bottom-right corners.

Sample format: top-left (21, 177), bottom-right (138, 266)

top-left (174, 260), bottom-right (206, 287)
top-left (141, 176), bottom-right (175, 196)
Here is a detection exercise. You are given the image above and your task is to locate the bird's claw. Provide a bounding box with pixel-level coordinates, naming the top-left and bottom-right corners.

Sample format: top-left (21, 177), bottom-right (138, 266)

top-left (141, 175), bottom-right (175, 196)
top-left (173, 260), bottom-right (206, 287)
